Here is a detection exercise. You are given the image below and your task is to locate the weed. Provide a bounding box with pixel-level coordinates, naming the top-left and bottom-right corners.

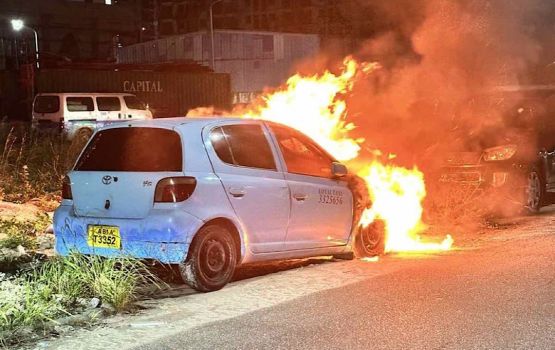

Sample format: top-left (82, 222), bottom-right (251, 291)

top-left (0, 254), bottom-right (163, 345)
top-left (0, 123), bottom-right (80, 203)
top-left (0, 215), bottom-right (50, 250)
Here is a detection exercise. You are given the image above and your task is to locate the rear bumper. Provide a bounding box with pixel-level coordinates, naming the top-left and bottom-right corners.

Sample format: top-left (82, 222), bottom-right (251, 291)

top-left (53, 205), bottom-right (203, 264)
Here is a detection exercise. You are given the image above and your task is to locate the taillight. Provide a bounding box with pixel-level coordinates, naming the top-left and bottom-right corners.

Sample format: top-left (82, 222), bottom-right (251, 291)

top-left (154, 177), bottom-right (196, 203)
top-left (62, 176), bottom-right (73, 199)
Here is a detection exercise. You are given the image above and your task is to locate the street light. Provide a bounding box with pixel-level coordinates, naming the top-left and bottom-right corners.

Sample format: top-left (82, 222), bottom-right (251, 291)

top-left (209, 0), bottom-right (223, 70)
top-left (11, 18), bottom-right (40, 69)
top-left (10, 19), bottom-right (24, 31)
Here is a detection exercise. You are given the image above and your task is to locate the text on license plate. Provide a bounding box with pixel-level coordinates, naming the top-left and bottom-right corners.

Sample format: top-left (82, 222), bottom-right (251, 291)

top-left (87, 225), bottom-right (121, 249)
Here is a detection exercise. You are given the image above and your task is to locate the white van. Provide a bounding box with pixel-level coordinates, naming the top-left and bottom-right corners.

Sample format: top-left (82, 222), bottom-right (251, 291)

top-left (32, 93), bottom-right (153, 140)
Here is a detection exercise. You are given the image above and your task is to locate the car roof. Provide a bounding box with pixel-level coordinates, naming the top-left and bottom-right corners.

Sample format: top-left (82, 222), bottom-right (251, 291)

top-left (36, 93), bottom-right (136, 97)
top-left (99, 116), bottom-right (256, 130)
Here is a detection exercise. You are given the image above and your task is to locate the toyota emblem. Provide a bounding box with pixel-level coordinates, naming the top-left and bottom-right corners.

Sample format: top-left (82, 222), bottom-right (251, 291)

top-left (102, 175), bottom-right (112, 185)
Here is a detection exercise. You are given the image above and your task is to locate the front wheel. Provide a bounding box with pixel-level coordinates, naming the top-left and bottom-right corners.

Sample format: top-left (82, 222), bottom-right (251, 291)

top-left (352, 220), bottom-right (386, 258)
top-left (525, 169), bottom-right (544, 213)
top-left (180, 224), bottom-right (237, 292)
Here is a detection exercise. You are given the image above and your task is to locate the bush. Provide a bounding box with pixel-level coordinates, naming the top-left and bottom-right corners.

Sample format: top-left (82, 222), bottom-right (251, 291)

top-left (36, 254), bottom-right (160, 311)
top-left (0, 254), bottom-right (162, 345)
top-left (0, 123), bottom-right (80, 203)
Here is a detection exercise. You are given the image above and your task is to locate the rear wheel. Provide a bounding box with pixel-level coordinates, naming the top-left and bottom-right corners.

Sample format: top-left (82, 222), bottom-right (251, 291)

top-left (352, 220), bottom-right (385, 258)
top-left (525, 169), bottom-right (544, 213)
top-left (69, 128), bottom-right (93, 154)
top-left (180, 224), bottom-right (237, 292)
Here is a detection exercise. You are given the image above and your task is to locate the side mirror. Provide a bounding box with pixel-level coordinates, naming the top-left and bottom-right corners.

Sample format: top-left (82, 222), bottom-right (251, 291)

top-left (332, 162), bottom-right (348, 178)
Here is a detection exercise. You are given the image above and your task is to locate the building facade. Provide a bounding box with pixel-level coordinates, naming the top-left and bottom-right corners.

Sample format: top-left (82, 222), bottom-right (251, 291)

top-left (142, 0), bottom-right (359, 40)
top-left (117, 30), bottom-right (319, 103)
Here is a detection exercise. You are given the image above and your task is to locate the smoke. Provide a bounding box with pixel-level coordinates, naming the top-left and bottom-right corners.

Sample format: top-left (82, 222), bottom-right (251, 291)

top-left (341, 0), bottom-right (553, 171)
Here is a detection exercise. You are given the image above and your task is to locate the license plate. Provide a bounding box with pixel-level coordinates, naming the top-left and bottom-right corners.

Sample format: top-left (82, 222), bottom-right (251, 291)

top-left (87, 225), bottom-right (121, 249)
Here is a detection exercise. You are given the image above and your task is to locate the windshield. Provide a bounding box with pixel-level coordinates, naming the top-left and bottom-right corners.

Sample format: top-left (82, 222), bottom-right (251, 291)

top-left (75, 127), bottom-right (182, 172)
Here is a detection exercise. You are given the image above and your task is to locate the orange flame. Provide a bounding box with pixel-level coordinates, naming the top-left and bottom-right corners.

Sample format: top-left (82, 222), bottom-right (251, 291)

top-left (241, 57), bottom-right (374, 161)
top-left (358, 162), bottom-right (453, 252)
top-left (231, 56), bottom-right (453, 253)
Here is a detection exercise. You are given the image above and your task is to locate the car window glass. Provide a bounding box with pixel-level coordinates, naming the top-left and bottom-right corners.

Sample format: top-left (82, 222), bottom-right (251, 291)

top-left (271, 125), bottom-right (333, 178)
top-left (66, 97), bottom-right (94, 112)
top-left (210, 127), bottom-right (235, 164)
top-left (96, 97), bottom-right (121, 111)
top-left (75, 127), bottom-right (182, 172)
top-left (34, 96), bottom-right (60, 113)
top-left (124, 96), bottom-right (147, 110)
top-left (210, 124), bottom-right (276, 170)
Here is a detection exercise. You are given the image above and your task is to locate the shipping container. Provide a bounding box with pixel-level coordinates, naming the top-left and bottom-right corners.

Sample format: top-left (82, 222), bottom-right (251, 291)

top-left (36, 69), bottom-right (232, 118)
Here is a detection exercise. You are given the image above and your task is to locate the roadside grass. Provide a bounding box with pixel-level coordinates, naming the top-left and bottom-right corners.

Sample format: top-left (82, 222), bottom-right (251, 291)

top-left (0, 215), bottom-right (50, 250)
top-left (0, 123), bottom-right (79, 204)
top-left (0, 254), bottom-right (163, 346)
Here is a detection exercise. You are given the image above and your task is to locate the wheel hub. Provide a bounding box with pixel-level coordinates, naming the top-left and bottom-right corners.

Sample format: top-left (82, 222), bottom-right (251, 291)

top-left (360, 224), bottom-right (381, 251)
top-left (202, 239), bottom-right (226, 276)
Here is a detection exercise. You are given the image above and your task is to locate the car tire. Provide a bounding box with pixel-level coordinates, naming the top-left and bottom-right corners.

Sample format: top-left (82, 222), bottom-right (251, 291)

top-left (179, 224), bottom-right (237, 292)
top-left (525, 168), bottom-right (545, 213)
top-left (69, 128), bottom-right (93, 155)
top-left (352, 219), bottom-right (386, 258)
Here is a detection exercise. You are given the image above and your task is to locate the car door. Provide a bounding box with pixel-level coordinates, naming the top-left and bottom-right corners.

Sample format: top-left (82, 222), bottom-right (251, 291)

top-left (204, 122), bottom-right (290, 253)
top-left (268, 124), bottom-right (353, 250)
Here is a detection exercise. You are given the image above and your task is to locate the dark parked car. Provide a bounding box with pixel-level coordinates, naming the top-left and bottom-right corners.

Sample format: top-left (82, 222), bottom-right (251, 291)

top-left (438, 86), bottom-right (555, 213)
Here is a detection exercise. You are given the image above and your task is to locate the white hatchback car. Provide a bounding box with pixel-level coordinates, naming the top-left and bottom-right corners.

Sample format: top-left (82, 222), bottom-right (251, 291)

top-left (54, 117), bottom-right (381, 291)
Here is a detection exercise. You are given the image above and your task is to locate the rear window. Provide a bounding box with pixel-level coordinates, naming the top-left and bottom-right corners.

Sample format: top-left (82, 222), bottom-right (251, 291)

top-left (96, 97), bottom-right (121, 111)
top-left (67, 97), bottom-right (94, 112)
top-left (75, 128), bottom-right (182, 172)
top-left (34, 96), bottom-right (60, 113)
top-left (124, 96), bottom-right (147, 110)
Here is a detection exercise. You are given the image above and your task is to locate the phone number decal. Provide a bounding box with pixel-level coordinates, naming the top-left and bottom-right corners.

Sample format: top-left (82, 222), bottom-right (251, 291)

top-left (318, 189), bottom-right (344, 205)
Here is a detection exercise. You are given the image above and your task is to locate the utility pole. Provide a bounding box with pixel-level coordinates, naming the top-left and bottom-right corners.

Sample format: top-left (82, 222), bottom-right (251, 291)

top-left (209, 0), bottom-right (223, 70)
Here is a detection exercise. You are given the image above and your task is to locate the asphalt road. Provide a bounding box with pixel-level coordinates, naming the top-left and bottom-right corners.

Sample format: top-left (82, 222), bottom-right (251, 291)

top-left (135, 221), bottom-right (555, 350)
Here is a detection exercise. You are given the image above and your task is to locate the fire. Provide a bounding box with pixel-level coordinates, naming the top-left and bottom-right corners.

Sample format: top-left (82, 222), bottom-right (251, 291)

top-left (241, 57), bottom-right (375, 161)
top-left (358, 162), bottom-right (453, 252)
top-left (229, 56), bottom-right (453, 253)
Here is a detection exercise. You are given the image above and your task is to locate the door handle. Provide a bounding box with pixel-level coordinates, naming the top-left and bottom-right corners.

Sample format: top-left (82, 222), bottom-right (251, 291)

top-left (293, 193), bottom-right (308, 201)
top-left (229, 187), bottom-right (246, 198)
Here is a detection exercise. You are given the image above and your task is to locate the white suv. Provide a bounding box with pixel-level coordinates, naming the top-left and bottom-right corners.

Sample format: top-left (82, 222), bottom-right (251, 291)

top-left (54, 117), bottom-right (372, 291)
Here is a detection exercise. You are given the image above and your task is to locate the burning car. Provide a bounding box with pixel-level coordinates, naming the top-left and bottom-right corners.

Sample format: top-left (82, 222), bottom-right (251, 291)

top-left (54, 117), bottom-right (380, 292)
top-left (438, 86), bottom-right (555, 212)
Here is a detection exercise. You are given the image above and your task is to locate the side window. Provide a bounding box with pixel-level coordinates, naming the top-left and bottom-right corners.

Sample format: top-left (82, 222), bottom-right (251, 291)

top-left (124, 95), bottom-right (147, 110)
top-left (271, 125), bottom-right (333, 178)
top-left (66, 97), bottom-right (94, 112)
top-left (97, 97), bottom-right (121, 111)
top-left (209, 124), bottom-right (277, 170)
